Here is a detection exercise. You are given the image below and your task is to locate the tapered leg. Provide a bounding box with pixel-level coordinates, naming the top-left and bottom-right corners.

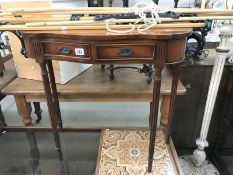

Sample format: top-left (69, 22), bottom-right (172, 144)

top-left (166, 64), bottom-right (180, 143)
top-left (148, 67), bottom-right (163, 173)
top-left (15, 95), bottom-right (33, 126)
top-left (40, 61), bottom-right (69, 175)
top-left (47, 60), bottom-right (63, 130)
top-left (149, 102), bottom-right (152, 128)
top-left (33, 102), bottom-right (42, 123)
top-left (40, 62), bottom-right (61, 149)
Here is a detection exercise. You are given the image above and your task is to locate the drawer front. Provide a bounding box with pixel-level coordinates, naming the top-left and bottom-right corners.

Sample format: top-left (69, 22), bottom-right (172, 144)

top-left (96, 44), bottom-right (155, 60)
top-left (42, 41), bottom-right (91, 59)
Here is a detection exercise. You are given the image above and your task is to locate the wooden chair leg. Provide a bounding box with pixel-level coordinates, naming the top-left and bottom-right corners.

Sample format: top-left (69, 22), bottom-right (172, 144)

top-left (33, 102), bottom-right (42, 123)
top-left (15, 95), bottom-right (33, 126)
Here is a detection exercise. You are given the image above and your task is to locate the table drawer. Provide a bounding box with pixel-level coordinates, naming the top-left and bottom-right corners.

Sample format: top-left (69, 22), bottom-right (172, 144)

top-left (96, 44), bottom-right (155, 60)
top-left (42, 41), bottom-right (91, 59)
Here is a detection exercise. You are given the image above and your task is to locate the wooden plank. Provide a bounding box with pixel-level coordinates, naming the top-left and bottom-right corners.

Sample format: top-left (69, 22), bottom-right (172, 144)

top-left (2, 66), bottom-right (186, 101)
top-left (24, 94), bottom-right (159, 102)
top-left (168, 137), bottom-right (184, 175)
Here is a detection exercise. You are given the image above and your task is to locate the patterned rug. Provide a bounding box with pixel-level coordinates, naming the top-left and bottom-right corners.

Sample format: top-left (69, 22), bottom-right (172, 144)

top-left (96, 130), bottom-right (177, 175)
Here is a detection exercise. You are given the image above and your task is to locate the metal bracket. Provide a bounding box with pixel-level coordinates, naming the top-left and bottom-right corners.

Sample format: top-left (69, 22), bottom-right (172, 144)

top-left (185, 20), bottom-right (213, 61)
top-left (107, 64), bottom-right (153, 84)
top-left (95, 11), bottom-right (182, 21)
top-left (0, 28), bottom-right (28, 58)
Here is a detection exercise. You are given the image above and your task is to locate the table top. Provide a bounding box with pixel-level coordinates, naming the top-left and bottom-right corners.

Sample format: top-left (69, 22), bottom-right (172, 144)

top-left (2, 65), bottom-right (186, 99)
top-left (22, 28), bottom-right (192, 40)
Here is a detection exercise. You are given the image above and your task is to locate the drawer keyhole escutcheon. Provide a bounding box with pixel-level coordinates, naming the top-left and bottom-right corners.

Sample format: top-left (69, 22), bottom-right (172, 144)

top-left (60, 47), bottom-right (71, 55)
top-left (119, 48), bottom-right (133, 57)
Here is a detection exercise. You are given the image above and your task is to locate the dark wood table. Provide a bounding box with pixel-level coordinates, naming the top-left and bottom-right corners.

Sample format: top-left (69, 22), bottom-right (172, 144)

top-left (21, 28), bottom-right (191, 172)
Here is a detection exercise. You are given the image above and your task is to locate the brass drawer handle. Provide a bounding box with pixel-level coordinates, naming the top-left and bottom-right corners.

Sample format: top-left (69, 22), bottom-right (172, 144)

top-left (60, 47), bottom-right (71, 55)
top-left (119, 48), bottom-right (133, 57)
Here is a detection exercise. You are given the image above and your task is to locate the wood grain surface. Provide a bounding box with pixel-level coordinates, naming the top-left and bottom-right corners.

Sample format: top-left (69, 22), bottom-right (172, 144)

top-left (2, 65), bottom-right (185, 102)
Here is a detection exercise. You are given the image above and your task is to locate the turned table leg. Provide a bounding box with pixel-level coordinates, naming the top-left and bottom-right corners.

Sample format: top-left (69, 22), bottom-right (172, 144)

top-left (40, 61), bottom-right (61, 149)
top-left (147, 43), bottom-right (167, 173)
top-left (47, 61), bottom-right (63, 130)
top-left (33, 102), bottom-right (42, 123)
top-left (40, 60), bottom-right (68, 174)
top-left (160, 95), bottom-right (171, 125)
top-left (15, 95), bottom-right (33, 126)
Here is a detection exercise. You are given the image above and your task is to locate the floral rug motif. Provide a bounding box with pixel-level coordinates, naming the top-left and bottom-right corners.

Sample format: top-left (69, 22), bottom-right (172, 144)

top-left (96, 130), bottom-right (176, 175)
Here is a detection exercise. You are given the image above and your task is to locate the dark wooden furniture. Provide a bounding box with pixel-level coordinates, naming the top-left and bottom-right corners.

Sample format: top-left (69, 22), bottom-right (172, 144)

top-left (172, 53), bottom-right (233, 149)
top-left (2, 65), bottom-right (186, 127)
top-left (21, 28), bottom-right (191, 172)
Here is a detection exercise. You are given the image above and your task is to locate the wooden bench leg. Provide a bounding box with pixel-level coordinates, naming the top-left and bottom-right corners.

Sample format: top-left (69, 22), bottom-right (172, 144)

top-left (15, 95), bottom-right (33, 126)
top-left (160, 95), bottom-right (171, 125)
top-left (33, 102), bottom-right (42, 124)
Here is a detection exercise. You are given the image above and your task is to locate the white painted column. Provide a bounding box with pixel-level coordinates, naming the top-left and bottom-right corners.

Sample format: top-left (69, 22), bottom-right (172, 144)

top-left (192, 26), bottom-right (233, 168)
top-left (180, 26), bottom-right (233, 175)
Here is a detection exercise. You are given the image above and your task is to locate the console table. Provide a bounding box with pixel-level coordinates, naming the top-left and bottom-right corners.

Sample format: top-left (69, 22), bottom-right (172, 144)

top-left (21, 28), bottom-right (191, 172)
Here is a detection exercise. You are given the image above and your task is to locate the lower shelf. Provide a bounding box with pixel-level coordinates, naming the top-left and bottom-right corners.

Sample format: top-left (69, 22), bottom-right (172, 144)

top-left (95, 129), bottom-right (182, 175)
